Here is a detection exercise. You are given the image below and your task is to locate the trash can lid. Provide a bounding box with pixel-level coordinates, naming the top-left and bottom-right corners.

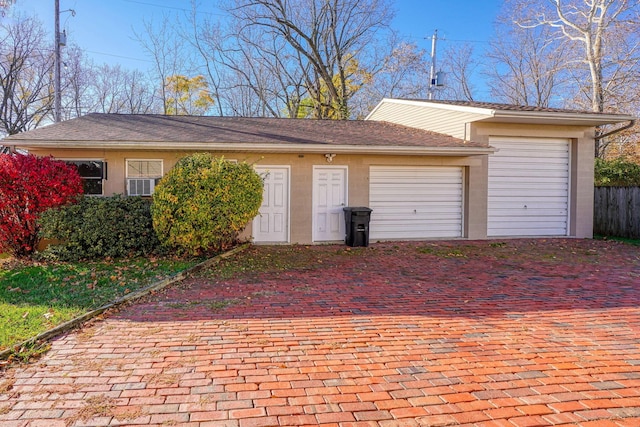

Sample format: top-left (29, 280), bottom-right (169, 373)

top-left (343, 206), bottom-right (373, 212)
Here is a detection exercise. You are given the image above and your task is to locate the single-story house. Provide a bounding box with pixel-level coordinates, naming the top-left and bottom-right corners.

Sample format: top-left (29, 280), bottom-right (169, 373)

top-left (4, 99), bottom-right (634, 244)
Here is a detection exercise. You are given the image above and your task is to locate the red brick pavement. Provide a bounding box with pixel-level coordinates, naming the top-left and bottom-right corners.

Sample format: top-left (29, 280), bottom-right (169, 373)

top-left (1, 239), bottom-right (640, 426)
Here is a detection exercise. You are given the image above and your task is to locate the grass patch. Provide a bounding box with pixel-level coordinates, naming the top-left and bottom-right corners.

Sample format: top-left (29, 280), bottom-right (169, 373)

top-left (205, 244), bottom-right (349, 280)
top-left (0, 256), bottom-right (199, 354)
top-left (208, 298), bottom-right (241, 311)
top-left (595, 235), bottom-right (640, 246)
top-left (417, 245), bottom-right (472, 258)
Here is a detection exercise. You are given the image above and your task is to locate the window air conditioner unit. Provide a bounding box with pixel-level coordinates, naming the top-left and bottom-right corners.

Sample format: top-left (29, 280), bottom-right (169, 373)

top-left (128, 178), bottom-right (155, 196)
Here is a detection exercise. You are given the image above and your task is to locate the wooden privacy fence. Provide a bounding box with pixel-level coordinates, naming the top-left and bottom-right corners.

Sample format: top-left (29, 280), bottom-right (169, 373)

top-left (594, 186), bottom-right (640, 239)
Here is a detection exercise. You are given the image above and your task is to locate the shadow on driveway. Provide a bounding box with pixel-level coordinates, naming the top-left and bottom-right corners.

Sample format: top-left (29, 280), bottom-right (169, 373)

top-left (126, 239), bottom-right (640, 322)
top-left (2, 239), bottom-right (639, 427)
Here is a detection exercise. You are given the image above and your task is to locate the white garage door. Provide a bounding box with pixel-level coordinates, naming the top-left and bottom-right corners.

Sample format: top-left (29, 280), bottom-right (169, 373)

top-left (488, 137), bottom-right (570, 237)
top-left (369, 166), bottom-right (463, 240)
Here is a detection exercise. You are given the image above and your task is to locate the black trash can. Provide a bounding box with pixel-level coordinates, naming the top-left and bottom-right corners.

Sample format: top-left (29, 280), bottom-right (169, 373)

top-left (343, 207), bottom-right (372, 247)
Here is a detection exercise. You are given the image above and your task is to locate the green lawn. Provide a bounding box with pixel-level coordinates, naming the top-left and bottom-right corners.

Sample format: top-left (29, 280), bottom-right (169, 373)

top-left (0, 256), bottom-right (199, 355)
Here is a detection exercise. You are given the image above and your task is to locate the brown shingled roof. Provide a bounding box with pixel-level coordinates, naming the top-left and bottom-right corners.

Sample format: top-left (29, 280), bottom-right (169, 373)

top-left (406, 99), bottom-right (620, 115)
top-left (6, 113), bottom-right (488, 149)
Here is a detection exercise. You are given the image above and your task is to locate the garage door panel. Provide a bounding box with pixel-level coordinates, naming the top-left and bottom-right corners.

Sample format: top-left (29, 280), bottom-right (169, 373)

top-left (490, 189), bottom-right (568, 197)
top-left (372, 186), bottom-right (462, 196)
top-left (374, 201), bottom-right (463, 209)
top-left (370, 166), bottom-right (463, 240)
top-left (490, 211), bottom-right (568, 219)
top-left (372, 178), bottom-right (462, 185)
top-left (491, 176), bottom-right (569, 184)
top-left (373, 225), bottom-right (462, 239)
top-left (490, 189), bottom-right (569, 198)
top-left (375, 211), bottom-right (464, 220)
top-left (488, 137), bottom-right (569, 237)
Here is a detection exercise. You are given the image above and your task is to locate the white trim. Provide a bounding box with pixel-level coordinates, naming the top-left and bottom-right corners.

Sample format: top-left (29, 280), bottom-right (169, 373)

top-left (366, 98), bottom-right (495, 118)
top-left (125, 158), bottom-right (163, 197)
top-left (15, 141), bottom-right (495, 156)
top-left (366, 98), bottom-right (635, 126)
top-left (127, 178), bottom-right (155, 197)
top-left (312, 165), bottom-right (348, 242)
top-left (252, 165), bottom-right (291, 244)
top-left (125, 158), bottom-right (164, 178)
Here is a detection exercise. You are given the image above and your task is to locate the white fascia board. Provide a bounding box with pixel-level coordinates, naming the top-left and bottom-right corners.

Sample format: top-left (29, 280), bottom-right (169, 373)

top-left (488, 110), bottom-right (636, 126)
top-left (14, 140), bottom-right (495, 156)
top-left (364, 99), bottom-right (386, 120)
top-left (365, 98), bottom-right (495, 119)
top-left (368, 98), bottom-right (636, 126)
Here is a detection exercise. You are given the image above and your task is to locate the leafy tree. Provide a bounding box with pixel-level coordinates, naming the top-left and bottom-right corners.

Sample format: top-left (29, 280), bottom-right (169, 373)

top-left (594, 157), bottom-right (640, 186)
top-left (0, 154), bottom-right (83, 258)
top-left (165, 74), bottom-right (215, 115)
top-left (294, 56), bottom-right (372, 119)
top-left (151, 154), bottom-right (263, 255)
top-left (350, 39), bottom-right (431, 117)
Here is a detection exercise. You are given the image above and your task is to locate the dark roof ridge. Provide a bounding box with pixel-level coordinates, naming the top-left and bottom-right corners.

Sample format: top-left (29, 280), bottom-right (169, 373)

top-left (397, 99), bottom-right (631, 116)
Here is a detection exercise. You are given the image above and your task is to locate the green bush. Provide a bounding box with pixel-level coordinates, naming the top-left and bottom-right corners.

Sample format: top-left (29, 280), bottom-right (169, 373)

top-left (151, 154), bottom-right (263, 255)
top-left (595, 157), bottom-right (640, 186)
top-left (39, 195), bottom-right (160, 261)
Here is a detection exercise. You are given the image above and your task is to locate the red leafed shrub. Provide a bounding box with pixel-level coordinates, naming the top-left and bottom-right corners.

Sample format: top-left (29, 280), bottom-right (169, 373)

top-left (0, 153), bottom-right (83, 257)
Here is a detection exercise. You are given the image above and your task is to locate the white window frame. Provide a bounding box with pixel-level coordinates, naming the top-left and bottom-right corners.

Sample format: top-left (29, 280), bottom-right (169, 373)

top-left (126, 159), bottom-right (163, 197)
top-left (62, 159), bottom-right (106, 196)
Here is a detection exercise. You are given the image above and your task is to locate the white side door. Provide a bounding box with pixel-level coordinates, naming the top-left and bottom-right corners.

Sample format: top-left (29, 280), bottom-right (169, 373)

top-left (253, 166), bottom-right (290, 243)
top-left (313, 166), bottom-right (347, 242)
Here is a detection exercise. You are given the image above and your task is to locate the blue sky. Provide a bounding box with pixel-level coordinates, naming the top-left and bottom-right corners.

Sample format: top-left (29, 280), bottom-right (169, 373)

top-left (11, 0), bottom-right (503, 97)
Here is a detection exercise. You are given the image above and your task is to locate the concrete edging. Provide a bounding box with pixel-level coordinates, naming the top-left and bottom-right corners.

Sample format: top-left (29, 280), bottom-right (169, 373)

top-left (0, 243), bottom-right (250, 361)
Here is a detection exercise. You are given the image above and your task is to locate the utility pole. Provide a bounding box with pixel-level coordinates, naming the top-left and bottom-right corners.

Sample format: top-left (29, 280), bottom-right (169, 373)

top-left (54, 0), bottom-right (61, 122)
top-left (428, 30), bottom-right (438, 100)
top-left (54, 0), bottom-right (74, 122)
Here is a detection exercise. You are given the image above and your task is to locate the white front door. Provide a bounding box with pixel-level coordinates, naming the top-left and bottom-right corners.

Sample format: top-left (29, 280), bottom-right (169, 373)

top-left (313, 166), bottom-right (347, 242)
top-left (253, 166), bottom-right (290, 243)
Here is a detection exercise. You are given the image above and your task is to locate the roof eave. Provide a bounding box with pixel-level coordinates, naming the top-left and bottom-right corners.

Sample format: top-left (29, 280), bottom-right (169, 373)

top-left (368, 98), bottom-right (636, 126)
top-left (366, 98), bottom-right (494, 118)
top-left (484, 110), bottom-right (636, 126)
top-left (13, 141), bottom-right (495, 156)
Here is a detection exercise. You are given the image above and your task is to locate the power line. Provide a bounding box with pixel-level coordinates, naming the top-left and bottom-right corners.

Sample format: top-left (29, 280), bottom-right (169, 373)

top-left (122, 0), bottom-right (193, 13)
top-left (442, 38), bottom-right (491, 44)
top-left (400, 32), bottom-right (491, 45)
top-left (85, 50), bottom-right (153, 63)
top-left (122, 0), bottom-right (226, 17)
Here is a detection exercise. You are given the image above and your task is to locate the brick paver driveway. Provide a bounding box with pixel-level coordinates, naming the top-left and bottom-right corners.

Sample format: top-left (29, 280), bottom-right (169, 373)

top-left (2, 239), bottom-right (640, 427)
